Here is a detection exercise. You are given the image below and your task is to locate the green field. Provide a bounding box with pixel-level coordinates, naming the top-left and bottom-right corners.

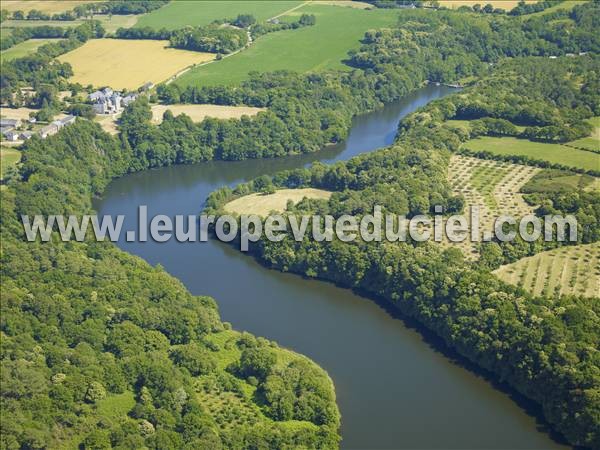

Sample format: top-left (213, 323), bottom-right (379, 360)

top-left (135, 0), bottom-right (303, 30)
top-left (521, 169), bottom-right (597, 193)
top-left (175, 4), bottom-right (398, 87)
top-left (1, 38), bottom-right (63, 61)
top-left (463, 136), bottom-right (599, 171)
top-left (529, 0), bottom-right (587, 16)
top-left (1, 147), bottom-right (21, 184)
top-left (0, 15), bottom-right (139, 34)
top-left (568, 116), bottom-right (600, 152)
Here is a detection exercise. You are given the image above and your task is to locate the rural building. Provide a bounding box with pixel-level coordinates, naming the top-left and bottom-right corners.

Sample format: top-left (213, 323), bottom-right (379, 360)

top-left (39, 123), bottom-right (59, 138)
top-left (19, 131), bottom-right (34, 140)
top-left (57, 115), bottom-right (77, 127)
top-left (122, 94), bottom-right (137, 106)
top-left (0, 118), bottom-right (22, 129)
top-left (3, 130), bottom-right (20, 141)
top-left (90, 88), bottom-right (135, 115)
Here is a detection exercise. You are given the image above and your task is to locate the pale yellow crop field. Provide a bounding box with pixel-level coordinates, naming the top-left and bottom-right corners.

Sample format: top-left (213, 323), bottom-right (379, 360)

top-left (1, 1), bottom-right (94, 13)
top-left (58, 39), bottom-right (215, 90)
top-left (151, 104), bottom-right (266, 124)
top-left (224, 188), bottom-right (332, 216)
top-left (438, 0), bottom-right (537, 9)
top-left (313, 1), bottom-right (373, 9)
top-left (494, 244), bottom-right (600, 298)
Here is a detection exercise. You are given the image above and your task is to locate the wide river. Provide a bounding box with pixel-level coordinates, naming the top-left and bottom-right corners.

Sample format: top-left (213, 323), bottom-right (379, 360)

top-left (96, 85), bottom-right (569, 449)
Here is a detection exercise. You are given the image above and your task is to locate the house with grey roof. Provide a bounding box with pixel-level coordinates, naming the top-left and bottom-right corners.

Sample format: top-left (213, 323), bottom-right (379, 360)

top-left (0, 118), bottom-right (22, 129)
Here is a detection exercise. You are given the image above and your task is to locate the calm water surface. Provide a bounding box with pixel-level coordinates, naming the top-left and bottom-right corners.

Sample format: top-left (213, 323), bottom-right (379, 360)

top-left (95, 86), bottom-right (569, 449)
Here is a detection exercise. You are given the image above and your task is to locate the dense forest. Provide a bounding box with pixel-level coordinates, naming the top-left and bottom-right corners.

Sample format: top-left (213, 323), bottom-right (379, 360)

top-left (169, 24), bottom-right (249, 54)
top-left (1, 120), bottom-right (340, 449)
top-left (204, 56), bottom-right (600, 449)
top-left (199, 5), bottom-right (600, 448)
top-left (1, 1), bottom-right (599, 449)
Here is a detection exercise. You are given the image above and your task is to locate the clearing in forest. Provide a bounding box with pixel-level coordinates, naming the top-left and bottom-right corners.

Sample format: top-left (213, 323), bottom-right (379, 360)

top-left (1, 147), bottom-right (21, 184)
top-left (0, 38), bottom-right (64, 62)
top-left (151, 104), bottom-right (265, 124)
top-left (224, 188), bottom-right (332, 216)
top-left (493, 243), bottom-right (600, 298)
top-left (58, 39), bottom-right (214, 90)
top-left (445, 155), bottom-right (540, 258)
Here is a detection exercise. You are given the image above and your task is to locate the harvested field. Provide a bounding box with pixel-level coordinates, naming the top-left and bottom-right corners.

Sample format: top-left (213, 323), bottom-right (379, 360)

top-left (438, 1), bottom-right (537, 10)
top-left (0, 107), bottom-right (38, 121)
top-left (151, 104), bottom-right (265, 124)
top-left (1, 1), bottom-right (94, 14)
top-left (58, 39), bottom-right (214, 90)
top-left (493, 243), bottom-right (600, 298)
top-left (313, 1), bottom-right (372, 8)
top-left (1, 15), bottom-right (139, 34)
top-left (224, 188), bottom-right (332, 216)
top-left (444, 155), bottom-right (540, 258)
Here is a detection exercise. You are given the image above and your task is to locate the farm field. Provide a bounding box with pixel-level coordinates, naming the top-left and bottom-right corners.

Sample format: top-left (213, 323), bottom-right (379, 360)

top-left (0, 38), bottom-right (63, 61)
top-left (312, 1), bottom-right (372, 8)
top-left (58, 39), bottom-right (215, 90)
top-left (568, 116), bottom-right (600, 152)
top-left (0, 1), bottom-right (93, 14)
top-left (135, 1), bottom-right (303, 30)
top-left (224, 188), bottom-right (332, 216)
top-left (493, 243), bottom-right (600, 298)
top-left (521, 169), bottom-right (597, 193)
top-left (175, 4), bottom-right (397, 87)
top-left (1, 15), bottom-right (139, 34)
top-left (445, 155), bottom-right (540, 258)
top-left (438, 1), bottom-right (537, 10)
top-left (151, 104), bottom-right (265, 124)
top-left (463, 136), bottom-right (599, 171)
top-left (0, 147), bottom-right (21, 184)
top-left (0, 107), bottom-right (38, 121)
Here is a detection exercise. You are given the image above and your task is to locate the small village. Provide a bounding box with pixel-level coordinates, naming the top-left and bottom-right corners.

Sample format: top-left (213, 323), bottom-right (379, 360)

top-left (0, 82), bottom-right (151, 144)
top-left (1, 114), bottom-right (77, 142)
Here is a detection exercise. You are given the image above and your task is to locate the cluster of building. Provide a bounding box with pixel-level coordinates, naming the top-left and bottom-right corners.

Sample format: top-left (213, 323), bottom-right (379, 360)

top-left (89, 88), bottom-right (138, 115)
top-left (1, 115), bottom-right (76, 142)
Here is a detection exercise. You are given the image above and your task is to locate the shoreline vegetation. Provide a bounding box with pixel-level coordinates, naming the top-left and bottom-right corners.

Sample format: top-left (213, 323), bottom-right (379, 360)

top-left (1, 1), bottom-right (599, 449)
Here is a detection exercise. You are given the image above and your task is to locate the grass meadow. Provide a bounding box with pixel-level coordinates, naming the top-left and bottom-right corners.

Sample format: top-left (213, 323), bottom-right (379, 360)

top-left (1, 147), bottom-right (21, 184)
top-left (1, 38), bottom-right (63, 62)
top-left (463, 136), bottom-right (599, 171)
top-left (134, 0), bottom-right (303, 30)
top-left (175, 4), bottom-right (398, 87)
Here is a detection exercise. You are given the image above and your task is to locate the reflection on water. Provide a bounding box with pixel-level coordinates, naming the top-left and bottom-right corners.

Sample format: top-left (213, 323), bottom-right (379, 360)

top-left (95, 86), bottom-right (568, 449)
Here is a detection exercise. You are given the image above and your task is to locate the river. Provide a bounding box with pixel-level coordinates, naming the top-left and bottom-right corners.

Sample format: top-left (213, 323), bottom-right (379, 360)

top-left (95, 85), bottom-right (569, 449)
